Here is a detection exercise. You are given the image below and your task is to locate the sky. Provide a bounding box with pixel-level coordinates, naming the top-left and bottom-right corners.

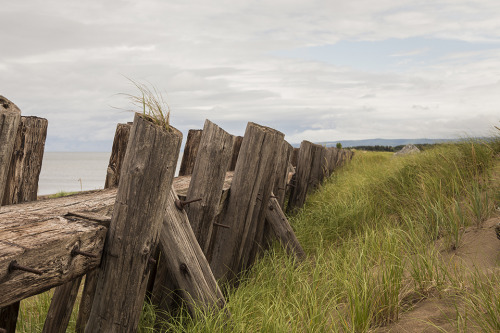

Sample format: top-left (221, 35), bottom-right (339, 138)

top-left (2, 0), bottom-right (500, 151)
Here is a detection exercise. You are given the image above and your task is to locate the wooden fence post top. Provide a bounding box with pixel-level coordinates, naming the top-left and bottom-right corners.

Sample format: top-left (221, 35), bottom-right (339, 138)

top-left (0, 96), bottom-right (21, 115)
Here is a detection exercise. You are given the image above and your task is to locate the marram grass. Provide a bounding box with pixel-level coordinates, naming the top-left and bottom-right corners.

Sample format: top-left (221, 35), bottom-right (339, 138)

top-left (17, 136), bottom-right (500, 332)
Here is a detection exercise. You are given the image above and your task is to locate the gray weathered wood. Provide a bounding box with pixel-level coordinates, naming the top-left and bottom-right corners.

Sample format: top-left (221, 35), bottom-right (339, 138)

top-left (287, 141), bottom-right (324, 213)
top-left (185, 119), bottom-right (234, 254)
top-left (152, 187), bottom-right (226, 321)
top-left (0, 96), bottom-right (21, 206)
top-left (85, 113), bottom-right (182, 332)
top-left (228, 135), bottom-right (243, 171)
top-left (266, 196), bottom-right (306, 261)
top-left (0, 116), bottom-right (47, 332)
top-left (179, 129), bottom-right (202, 176)
top-left (104, 123), bottom-right (131, 188)
top-left (210, 122), bottom-right (284, 282)
top-left (75, 269), bottom-right (98, 333)
top-left (290, 147), bottom-right (299, 167)
top-left (0, 214), bottom-right (107, 308)
top-left (272, 141), bottom-right (294, 209)
top-left (42, 276), bottom-right (83, 333)
top-left (76, 122), bottom-right (132, 333)
top-left (2, 116), bottom-right (48, 206)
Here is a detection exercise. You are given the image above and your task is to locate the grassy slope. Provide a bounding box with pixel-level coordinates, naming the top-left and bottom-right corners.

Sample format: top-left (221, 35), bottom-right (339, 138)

top-left (17, 138), bottom-right (500, 332)
top-left (150, 139), bottom-right (499, 332)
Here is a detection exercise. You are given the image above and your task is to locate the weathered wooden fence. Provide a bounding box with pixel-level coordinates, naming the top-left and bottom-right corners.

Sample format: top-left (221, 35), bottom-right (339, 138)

top-left (0, 96), bottom-right (352, 332)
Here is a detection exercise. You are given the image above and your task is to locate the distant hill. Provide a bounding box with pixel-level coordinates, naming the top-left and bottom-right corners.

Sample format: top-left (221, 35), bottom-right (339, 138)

top-left (291, 138), bottom-right (457, 148)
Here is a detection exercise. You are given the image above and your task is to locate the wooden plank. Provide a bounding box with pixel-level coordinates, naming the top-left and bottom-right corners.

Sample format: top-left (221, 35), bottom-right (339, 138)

top-left (0, 215), bottom-right (107, 307)
top-left (266, 196), bottom-right (306, 261)
top-left (273, 141), bottom-right (293, 209)
top-left (85, 113), bottom-right (182, 332)
top-left (228, 135), bottom-right (243, 171)
top-left (0, 96), bottom-right (21, 206)
top-left (1, 115), bottom-right (48, 333)
top-left (2, 116), bottom-right (48, 206)
top-left (179, 129), bottom-right (202, 176)
top-left (287, 141), bottom-right (324, 213)
top-left (152, 187), bottom-right (226, 321)
top-left (290, 147), bottom-right (299, 167)
top-left (210, 122), bottom-right (284, 282)
top-left (185, 119), bottom-right (234, 254)
top-left (104, 123), bottom-right (131, 188)
top-left (42, 276), bottom-right (82, 333)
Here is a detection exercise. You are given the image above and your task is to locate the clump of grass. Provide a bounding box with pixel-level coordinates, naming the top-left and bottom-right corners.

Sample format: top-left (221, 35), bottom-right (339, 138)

top-left (122, 78), bottom-right (171, 131)
top-left (48, 190), bottom-right (79, 198)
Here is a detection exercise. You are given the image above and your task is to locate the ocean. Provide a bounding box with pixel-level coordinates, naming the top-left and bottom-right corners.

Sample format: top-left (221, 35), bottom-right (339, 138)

top-left (37, 152), bottom-right (182, 196)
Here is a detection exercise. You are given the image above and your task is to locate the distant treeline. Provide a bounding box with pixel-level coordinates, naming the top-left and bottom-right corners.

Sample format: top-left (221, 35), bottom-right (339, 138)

top-left (347, 144), bottom-right (438, 152)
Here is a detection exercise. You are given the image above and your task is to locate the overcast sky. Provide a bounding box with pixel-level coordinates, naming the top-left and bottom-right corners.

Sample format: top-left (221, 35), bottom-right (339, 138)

top-left (2, 0), bottom-right (500, 151)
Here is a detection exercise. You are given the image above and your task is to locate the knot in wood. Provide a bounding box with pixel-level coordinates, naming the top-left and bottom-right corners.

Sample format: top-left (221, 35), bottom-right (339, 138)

top-left (179, 263), bottom-right (189, 275)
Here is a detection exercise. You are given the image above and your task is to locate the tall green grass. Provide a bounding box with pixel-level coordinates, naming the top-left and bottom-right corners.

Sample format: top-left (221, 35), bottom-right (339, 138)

top-left (17, 137), bottom-right (499, 332)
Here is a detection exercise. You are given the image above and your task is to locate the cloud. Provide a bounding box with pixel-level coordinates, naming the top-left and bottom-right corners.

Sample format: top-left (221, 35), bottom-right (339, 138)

top-left (1, 0), bottom-right (500, 150)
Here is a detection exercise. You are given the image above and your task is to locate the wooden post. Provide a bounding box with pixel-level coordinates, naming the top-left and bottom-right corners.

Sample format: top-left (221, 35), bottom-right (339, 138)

top-left (42, 276), bottom-right (83, 333)
top-left (185, 120), bottom-right (234, 254)
top-left (152, 187), bottom-right (226, 321)
top-left (272, 141), bottom-right (293, 209)
top-left (2, 116), bottom-right (48, 205)
top-left (104, 123), bottom-right (131, 188)
top-left (210, 122), bottom-right (284, 282)
top-left (228, 135), bottom-right (243, 171)
top-left (85, 113), bottom-right (182, 332)
top-left (0, 115), bottom-right (47, 333)
top-left (290, 147), bottom-right (299, 168)
top-left (287, 141), bottom-right (324, 213)
top-left (266, 197), bottom-right (306, 261)
top-left (178, 129), bottom-right (202, 176)
top-left (0, 96), bottom-right (21, 206)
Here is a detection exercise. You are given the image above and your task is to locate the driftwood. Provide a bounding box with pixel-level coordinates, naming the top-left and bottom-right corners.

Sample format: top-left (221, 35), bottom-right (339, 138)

top-left (228, 135), bottom-right (243, 171)
top-left (0, 214), bottom-right (107, 307)
top-left (266, 197), bottom-right (306, 261)
top-left (152, 187), bottom-right (226, 321)
top-left (85, 114), bottom-right (182, 332)
top-left (185, 120), bottom-right (234, 254)
top-left (104, 123), bottom-right (131, 188)
top-left (179, 129), bottom-right (202, 176)
top-left (0, 96), bottom-right (21, 206)
top-left (210, 122), bottom-right (284, 282)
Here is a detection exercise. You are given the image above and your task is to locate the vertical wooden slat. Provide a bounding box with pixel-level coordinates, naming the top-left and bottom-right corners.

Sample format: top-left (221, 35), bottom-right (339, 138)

top-left (104, 123), bottom-right (131, 188)
top-left (209, 122), bottom-right (284, 282)
top-left (178, 129), bottom-right (202, 176)
top-left (85, 113), bottom-right (182, 332)
top-left (228, 135), bottom-right (243, 171)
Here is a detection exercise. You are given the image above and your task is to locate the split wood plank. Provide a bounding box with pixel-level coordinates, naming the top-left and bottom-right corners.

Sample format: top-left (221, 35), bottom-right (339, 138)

top-left (273, 141), bottom-right (294, 209)
top-left (2, 116), bottom-right (48, 206)
top-left (152, 187), bottom-right (226, 321)
top-left (85, 113), bottom-right (182, 332)
top-left (0, 215), bottom-right (107, 307)
top-left (185, 119), bottom-right (234, 255)
top-left (210, 122), bottom-right (284, 282)
top-left (266, 196), bottom-right (306, 261)
top-left (178, 129), bottom-right (202, 176)
top-left (228, 135), bottom-right (243, 171)
top-left (0, 96), bottom-right (21, 206)
top-left (104, 123), bottom-right (131, 188)
top-left (42, 276), bottom-right (83, 333)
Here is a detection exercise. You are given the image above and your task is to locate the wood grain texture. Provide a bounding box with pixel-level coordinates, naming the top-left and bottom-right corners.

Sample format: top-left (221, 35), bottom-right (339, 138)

top-left (178, 129), bottom-right (202, 176)
top-left (266, 197), bottom-right (306, 261)
top-left (0, 96), bottom-right (21, 206)
top-left (290, 147), bottom-right (299, 168)
top-left (42, 276), bottom-right (83, 333)
top-left (2, 116), bottom-right (47, 206)
top-left (152, 187), bottom-right (226, 320)
top-left (104, 123), bottom-right (131, 189)
top-left (75, 269), bottom-right (98, 333)
top-left (85, 113), bottom-right (182, 332)
top-left (0, 215), bottom-right (107, 307)
top-left (185, 119), bottom-right (234, 255)
top-left (273, 141), bottom-right (293, 209)
top-left (228, 135), bottom-right (243, 171)
top-left (210, 122), bottom-right (284, 282)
